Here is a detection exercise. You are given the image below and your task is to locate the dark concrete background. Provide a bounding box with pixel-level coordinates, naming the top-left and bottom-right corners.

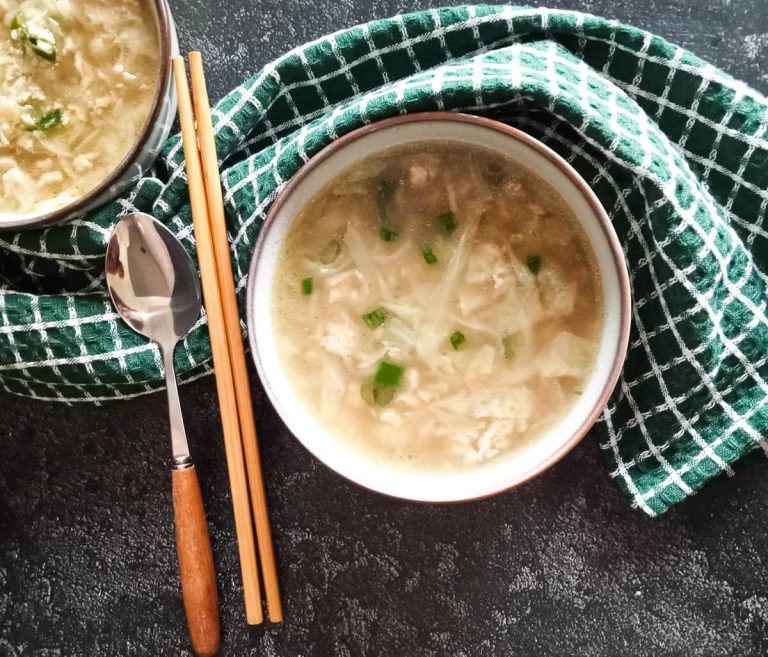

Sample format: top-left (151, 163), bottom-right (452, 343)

top-left (2, 1), bottom-right (768, 656)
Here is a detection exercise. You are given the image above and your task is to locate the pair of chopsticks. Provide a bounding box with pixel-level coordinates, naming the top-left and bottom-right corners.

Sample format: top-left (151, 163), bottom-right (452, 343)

top-left (172, 52), bottom-right (282, 625)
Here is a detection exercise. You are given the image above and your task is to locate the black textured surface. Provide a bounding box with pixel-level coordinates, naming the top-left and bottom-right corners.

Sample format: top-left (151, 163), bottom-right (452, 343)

top-left (3, 1), bottom-right (768, 655)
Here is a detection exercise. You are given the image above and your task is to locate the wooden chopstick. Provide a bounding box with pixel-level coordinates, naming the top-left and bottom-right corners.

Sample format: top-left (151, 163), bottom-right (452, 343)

top-left (188, 51), bottom-right (284, 624)
top-left (172, 56), bottom-right (264, 626)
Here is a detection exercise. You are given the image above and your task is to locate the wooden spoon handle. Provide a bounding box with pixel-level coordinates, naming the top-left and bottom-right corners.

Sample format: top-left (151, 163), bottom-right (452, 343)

top-left (172, 465), bottom-right (221, 657)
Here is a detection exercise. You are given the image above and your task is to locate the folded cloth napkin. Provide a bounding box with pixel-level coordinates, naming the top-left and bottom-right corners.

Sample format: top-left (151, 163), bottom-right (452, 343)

top-left (2, 5), bottom-right (767, 515)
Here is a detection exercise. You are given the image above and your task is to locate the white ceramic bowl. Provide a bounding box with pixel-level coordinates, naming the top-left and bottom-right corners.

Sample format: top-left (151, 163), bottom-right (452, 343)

top-left (246, 113), bottom-right (631, 502)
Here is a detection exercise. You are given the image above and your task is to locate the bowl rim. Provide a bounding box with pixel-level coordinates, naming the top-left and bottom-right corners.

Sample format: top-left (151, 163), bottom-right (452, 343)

top-left (245, 111), bottom-right (632, 503)
top-left (0, 0), bottom-right (174, 230)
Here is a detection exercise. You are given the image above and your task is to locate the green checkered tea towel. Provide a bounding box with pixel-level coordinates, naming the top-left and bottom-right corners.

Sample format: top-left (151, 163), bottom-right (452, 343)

top-left (2, 6), bottom-right (767, 515)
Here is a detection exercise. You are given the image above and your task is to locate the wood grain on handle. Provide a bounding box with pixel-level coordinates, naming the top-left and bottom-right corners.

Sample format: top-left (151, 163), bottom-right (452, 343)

top-left (189, 51), bottom-right (283, 623)
top-left (173, 56), bottom-right (264, 625)
top-left (172, 466), bottom-right (221, 657)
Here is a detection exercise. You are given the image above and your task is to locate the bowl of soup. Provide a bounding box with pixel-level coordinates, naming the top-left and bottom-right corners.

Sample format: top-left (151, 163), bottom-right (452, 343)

top-left (0, 0), bottom-right (177, 229)
top-left (247, 113), bottom-right (631, 502)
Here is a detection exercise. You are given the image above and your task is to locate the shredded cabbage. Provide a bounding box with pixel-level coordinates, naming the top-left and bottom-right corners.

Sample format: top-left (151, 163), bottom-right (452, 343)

top-left (273, 142), bottom-right (604, 471)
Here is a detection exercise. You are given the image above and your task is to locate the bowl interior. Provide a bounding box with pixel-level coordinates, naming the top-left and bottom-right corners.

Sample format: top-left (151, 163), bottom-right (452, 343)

top-left (248, 115), bottom-right (629, 502)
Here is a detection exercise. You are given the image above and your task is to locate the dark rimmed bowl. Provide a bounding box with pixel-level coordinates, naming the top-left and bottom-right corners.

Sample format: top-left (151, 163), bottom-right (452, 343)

top-left (246, 112), bottom-right (632, 502)
top-left (0, 0), bottom-right (178, 231)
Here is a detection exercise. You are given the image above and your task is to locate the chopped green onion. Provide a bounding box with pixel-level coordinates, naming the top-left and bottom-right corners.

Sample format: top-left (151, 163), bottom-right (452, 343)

top-left (27, 34), bottom-right (56, 60)
top-left (450, 331), bottom-right (466, 350)
top-left (373, 385), bottom-right (395, 406)
top-left (437, 211), bottom-right (457, 236)
top-left (502, 335), bottom-right (516, 360)
top-left (361, 379), bottom-right (396, 407)
top-left (374, 361), bottom-right (405, 387)
top-left (11, 14), bottom-right (57, 61)
top-left (380, 227), bottom-right (398, 242)
top-left (526, 255), bottom-right (542, 275)
top-left (360, 379), bottom-right (376, 406)
top-left (373, 386), bottom-right (395, 406)
top-left (25, 109), bottom-right (62, 132)
top-left (301, 276), bottom-right (313, 295)
top-left (362, 307), bottom-right (389, 329)
top-left (318, 239), bottom-right (341, 265)
top-left (420, 243), bottom-right (437, 265)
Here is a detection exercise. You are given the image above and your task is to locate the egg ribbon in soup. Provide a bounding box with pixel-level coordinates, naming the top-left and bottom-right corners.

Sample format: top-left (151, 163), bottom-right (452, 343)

top-left (0, 0), bottom-right (160, 215)
top-left (273, 143), bottom-right (604, 472)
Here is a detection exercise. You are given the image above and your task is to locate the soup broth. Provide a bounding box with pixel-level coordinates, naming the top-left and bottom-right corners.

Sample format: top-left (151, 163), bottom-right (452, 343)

top-left (272, 142), bottom-right (603, 471)
top-left (0, 0), bottom-right (160, 215)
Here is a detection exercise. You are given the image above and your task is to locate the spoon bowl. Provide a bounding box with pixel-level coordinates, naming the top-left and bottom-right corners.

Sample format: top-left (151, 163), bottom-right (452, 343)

top-left (106, 212), bottom-right (200, 349)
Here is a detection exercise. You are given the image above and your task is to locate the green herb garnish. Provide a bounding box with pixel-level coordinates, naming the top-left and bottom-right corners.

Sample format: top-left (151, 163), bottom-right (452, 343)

top-left (526, 255), bottom-right (542, 275)
top-left (10, 13), bottom-right (57, 61)
top-left (374, 361), bottom-right (405, 387)
top-left (361, 361), bottom-right (405, 407)
top-left (450, 331), bottom-right (466, 350)
top-left (420, 243), bottom-right (437, 265)
top-left (380, 227), bottom-right (398, 242)
top-left (362, 307), bottom-right (389, 329)
top-left (373, 385), bottom-right (395, 406)
top-left (360, 379), bottom-right (376, 406)
top-left (25, 109), bottom-right (63, 132)
top-left (360, 379), bottom-right (396, 407)
top-left (437, 211), bottom-right (457, 236)
top-left (301, 276), bottom-right (313, 295)
top-left (502, 335), bottom-right (515, 360)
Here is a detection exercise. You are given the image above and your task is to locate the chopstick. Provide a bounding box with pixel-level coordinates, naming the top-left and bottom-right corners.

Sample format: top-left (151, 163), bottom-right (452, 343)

top-left (188, 51), bottom-right (283, 623)
top-left (172, 56), bottom-right (264, 626)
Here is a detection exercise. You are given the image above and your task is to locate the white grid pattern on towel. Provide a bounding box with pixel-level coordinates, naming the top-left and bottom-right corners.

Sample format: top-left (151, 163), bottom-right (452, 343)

top-left (3, 6), bottom-right (767, 516)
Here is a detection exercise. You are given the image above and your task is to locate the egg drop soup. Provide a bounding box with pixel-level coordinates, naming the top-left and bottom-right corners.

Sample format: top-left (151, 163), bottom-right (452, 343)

top-left (272, 142), bottom-right (603, 472)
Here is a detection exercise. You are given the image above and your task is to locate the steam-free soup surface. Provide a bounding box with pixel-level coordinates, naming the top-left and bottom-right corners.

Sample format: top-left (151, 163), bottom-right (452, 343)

top-left (0, 0), bottom-right (159, 215)
top-left (273, 142), bottom-right (603, 471)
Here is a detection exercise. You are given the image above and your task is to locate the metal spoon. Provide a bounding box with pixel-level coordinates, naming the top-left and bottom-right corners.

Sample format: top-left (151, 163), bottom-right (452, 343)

top-left (106, 212), bottom-right (220, 657)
